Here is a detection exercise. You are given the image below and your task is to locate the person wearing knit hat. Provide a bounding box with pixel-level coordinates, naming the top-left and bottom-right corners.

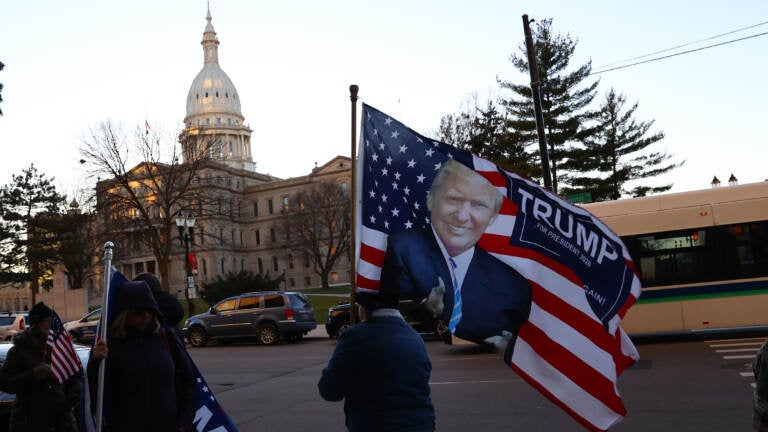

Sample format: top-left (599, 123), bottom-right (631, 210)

top-left (88, 280), bottom-right (196, 432)
top-left (0, 302), bottom-right (81, 432)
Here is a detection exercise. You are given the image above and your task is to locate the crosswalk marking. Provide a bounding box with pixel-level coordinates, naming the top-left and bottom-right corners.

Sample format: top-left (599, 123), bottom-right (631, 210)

top-left (716, 348), bottom-right (761, 353)
top-left (710, 342), bottom-right (764, 348)
top-left (724, 354), bottom-right (760, 360)
top-left (742, 372), bottom-right (755, 377)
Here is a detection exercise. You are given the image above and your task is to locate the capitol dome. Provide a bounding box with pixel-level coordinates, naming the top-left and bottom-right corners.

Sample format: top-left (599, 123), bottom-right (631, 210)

top-left (180, 7), bottom-right (254, 172)
top-left (184, 8), bottom-right (244, 125)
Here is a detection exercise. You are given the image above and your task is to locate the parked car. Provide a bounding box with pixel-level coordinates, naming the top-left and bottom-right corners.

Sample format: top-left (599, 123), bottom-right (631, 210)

top-left (0, 341), bottom-right (90, 432)
top-left (325, 299), bottom-right (443, 339)
top-left (0, 313), bottom-right (28, 341)
top-left (183, 291), bottom-right (317, 347)
top-left (64, 308), bottom-right (102, 344)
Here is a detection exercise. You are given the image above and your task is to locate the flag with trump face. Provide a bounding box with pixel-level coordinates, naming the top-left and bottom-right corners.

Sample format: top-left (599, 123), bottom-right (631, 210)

top-left (356, 104), bottom-right (641, 432)
top-left (47, 310), bottom-right (81, 384)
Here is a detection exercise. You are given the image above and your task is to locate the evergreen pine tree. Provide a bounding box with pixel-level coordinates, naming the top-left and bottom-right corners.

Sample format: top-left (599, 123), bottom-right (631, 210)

top-left (565, 89), bottom-right (683, 200)
top-left (498, 18), bottom-right (599, 193)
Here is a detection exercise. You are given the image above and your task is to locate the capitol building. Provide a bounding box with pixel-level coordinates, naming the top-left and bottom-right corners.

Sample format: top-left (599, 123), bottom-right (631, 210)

top-left (1, 7), bottom-right (351, 318)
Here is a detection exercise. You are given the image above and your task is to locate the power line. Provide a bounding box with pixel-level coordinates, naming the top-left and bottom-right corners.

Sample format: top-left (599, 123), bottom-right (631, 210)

top-left (590, 30), bottom-right (768, 75)
top-left (595, 20), bottom-right (768, 69)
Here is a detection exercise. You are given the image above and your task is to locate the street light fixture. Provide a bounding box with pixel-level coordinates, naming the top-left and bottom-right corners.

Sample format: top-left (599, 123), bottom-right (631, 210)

top-left (175, 211), bottom-right (196, 299)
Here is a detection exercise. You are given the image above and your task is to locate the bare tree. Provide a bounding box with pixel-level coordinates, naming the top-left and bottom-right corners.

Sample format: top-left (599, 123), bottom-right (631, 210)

top-left (280, 181), bottom-right (351, 289)
top-left (79, 121), bottom-right (214, 307)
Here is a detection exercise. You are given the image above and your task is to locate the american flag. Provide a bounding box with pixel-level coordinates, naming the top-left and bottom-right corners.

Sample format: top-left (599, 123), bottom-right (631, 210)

top-left (46, 310), bottom-right (81, 384)
top-left (355, 104), bottom-right (641, 431)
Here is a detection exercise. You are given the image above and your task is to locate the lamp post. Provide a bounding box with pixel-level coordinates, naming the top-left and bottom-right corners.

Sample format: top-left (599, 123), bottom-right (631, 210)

top-left (175, 211), bottom-right (196, 308)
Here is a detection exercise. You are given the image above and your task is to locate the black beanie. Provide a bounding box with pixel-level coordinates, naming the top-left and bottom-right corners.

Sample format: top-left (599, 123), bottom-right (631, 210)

top-left (29, 302), bottom-right (53, 326)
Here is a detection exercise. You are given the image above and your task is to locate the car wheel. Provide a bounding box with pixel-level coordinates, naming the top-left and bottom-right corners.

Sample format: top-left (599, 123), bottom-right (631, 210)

top-left (336, 321), bottom-right (351, 337)
top-left (188, 327), bottom-right (209, 347)
top-left (257, 324), bottom-right (279, 345)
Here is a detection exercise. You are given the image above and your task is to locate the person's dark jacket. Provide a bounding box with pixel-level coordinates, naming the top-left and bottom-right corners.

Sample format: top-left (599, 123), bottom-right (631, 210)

top-left (87, 281), bottom-right (195, 432)
top-left (0, 329), bottom-right (81, 432)
top-left (318, 313), bottom-right (435, 432)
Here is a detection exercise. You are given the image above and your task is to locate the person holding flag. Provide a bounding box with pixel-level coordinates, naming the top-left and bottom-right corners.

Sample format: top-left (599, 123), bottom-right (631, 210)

top-left (0, 302), bottom-right (82, 432)
top-left (87, 280), bottom-right (195, 432)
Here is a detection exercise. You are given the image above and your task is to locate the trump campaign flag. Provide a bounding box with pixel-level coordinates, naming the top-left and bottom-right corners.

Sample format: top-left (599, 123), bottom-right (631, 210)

top-left (355, 104), bottom-right (641, 431)
top-left (80, 268), bottom-right (238, 432)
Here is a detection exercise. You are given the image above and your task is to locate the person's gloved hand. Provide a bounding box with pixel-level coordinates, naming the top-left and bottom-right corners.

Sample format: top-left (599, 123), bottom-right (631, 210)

top-left (422, 277), bottom-right (445, 318)
top-left (484, 330), bottom-right (514, 352)
top-left (32, 363), bottom-right (51, 381)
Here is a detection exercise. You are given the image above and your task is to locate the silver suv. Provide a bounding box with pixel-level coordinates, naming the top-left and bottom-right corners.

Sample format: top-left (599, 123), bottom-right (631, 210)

top-left (0, 313), bottom-right (28, 341)
top-left (183, 291), bottom-right (317, 347)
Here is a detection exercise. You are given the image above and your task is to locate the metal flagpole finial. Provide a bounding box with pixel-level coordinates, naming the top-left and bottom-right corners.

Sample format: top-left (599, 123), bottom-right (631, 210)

top-left (103, 241), bottom-right (114, 260)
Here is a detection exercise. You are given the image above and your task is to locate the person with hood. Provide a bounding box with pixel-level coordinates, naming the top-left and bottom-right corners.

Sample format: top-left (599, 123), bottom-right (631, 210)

top-left (132, 272), bottom-right (184, 328)
top-left (0, 302), bottom-right (81, 432)
top-left (318, 292), bottom-right (435, 432)
top-left (88, 280), bottom-right (195, 432)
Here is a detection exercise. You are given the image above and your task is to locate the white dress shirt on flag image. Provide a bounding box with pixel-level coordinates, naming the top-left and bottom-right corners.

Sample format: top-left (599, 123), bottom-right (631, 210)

top-left (355, 103), bottom-right (641, 432)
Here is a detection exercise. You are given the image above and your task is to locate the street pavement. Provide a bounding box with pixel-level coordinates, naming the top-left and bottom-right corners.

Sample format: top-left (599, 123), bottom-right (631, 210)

top-left (187, 330), bottom-right (762, 432)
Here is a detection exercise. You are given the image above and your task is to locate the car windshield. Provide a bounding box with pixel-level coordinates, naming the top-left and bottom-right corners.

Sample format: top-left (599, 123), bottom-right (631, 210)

top-left (289, 293), bottom-right (311, 309)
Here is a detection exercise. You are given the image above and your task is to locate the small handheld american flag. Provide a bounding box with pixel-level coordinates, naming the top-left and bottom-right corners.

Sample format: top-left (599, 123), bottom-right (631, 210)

top-left (46, 310), bottom-right (82, 384)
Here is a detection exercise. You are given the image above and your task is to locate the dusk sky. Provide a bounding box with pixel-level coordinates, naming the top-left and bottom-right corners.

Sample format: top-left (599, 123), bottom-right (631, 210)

top-left (1, 1), bottom-right (766, 197)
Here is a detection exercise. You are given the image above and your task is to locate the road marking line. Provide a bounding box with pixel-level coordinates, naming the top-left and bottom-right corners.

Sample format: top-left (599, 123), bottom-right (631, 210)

top-left (708, 338), bottom-right (765, 343)
top-left (710, 342), bottom-right (764, 348)
top-left (724, 355), bottom-right (758, 359)
top-left (753, 383), bottom-right (757, 388)
top-left (741, 372), bottom-right (755, 377)
top-left (431, 379), bottom-right (520, 385)
top-left (716, 348), bottom-right (760, 353)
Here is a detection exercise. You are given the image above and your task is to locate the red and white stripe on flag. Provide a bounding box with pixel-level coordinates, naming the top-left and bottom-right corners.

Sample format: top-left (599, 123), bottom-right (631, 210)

top-left (47, 312), bottom-right (82, 384)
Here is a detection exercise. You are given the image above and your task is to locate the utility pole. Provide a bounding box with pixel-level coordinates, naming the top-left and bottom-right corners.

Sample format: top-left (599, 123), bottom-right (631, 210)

top-left (522, 14), bottom-right (553, 192)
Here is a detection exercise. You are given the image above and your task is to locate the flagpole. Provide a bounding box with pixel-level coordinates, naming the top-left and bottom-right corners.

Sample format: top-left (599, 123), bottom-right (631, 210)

top-left (349, 84), bottom-right (359, 325)
top-left (95, 241), bottom-right (114, 432)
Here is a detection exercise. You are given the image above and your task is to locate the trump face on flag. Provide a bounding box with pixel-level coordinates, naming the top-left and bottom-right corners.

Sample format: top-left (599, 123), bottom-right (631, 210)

top-left (379, 159), bottom-right (532, 355)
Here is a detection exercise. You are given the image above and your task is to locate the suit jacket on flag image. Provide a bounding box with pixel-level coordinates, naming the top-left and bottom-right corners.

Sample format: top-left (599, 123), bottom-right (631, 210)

top-left (355, 103), bottom-right (641, 432)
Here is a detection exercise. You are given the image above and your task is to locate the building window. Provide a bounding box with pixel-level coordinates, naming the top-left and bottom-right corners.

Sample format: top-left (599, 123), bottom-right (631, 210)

top-left (304, 253), bottom-right (310, 268)
top-left (288, 254), bottom-right (294, 270)
top-left (272, 256), bottom-right (279, 272)
top-left (219, 228), bottom-right (224, 244)
top-left (341, 182), bottom-right (348, 195)
top-left (255, 230), bottom-right (261, 245)
top-left (220, 258), bottom-right (225, 274)
top-left (282, 196), bottom-right (289, 212)
top-left (304, 276), bottom-right (311, 287)
top-left (253, 201), bottom-right (258, 216)
top-left (200, 226), bottom-right (205, 245)
top-left (270, 228), bottom-right (276, 242)
top-left (240, 231), bottom-right (244, 246)
top-left (241, 259), bottom-right (245, 271)
top-left (289, 278), bottom-right (296, 287)
top-left (202, 259), bottom-right (207, 276)
top-left (257, 258), bottom-right (263, 274)
top-left (331, 272), bottom-right (339, 283)
top-left (268, 199), bottom-right (274, 214)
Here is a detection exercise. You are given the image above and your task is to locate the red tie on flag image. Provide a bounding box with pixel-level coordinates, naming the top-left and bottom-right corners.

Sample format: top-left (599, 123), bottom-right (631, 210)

top-left (47, 310), bottom-right (82, 384)
top-left (355, 104), bottom-right (641, 432)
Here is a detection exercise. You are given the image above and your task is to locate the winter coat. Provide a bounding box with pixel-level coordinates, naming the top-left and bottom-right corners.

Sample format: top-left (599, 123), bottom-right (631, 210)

top-left (87, 280), bottom-right (195, 432)
top-left (0, 329), bottom-right (81, 432)
top-left (318, 312), bottom-right (435, 432)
